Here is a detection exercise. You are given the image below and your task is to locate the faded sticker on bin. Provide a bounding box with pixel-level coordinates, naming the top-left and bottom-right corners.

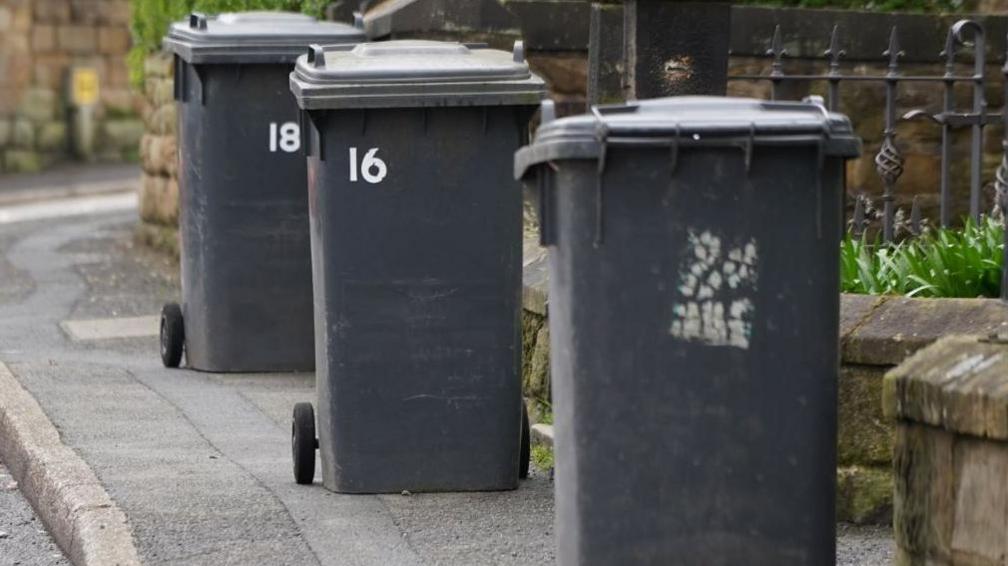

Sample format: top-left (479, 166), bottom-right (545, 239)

top-left (670, 230), bottom-right (758, 350)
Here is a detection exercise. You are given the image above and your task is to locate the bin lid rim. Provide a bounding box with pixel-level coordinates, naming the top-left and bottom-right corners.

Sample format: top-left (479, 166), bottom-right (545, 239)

top-left (514, 97), bottom-right (863, 179)
top-left (290, 40), bottom-right (546, 109)
top-left (164, 11), bottom-right (365, 63)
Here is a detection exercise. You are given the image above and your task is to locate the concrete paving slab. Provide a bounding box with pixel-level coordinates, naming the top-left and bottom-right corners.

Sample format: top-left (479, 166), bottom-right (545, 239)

top-left (61, 316), bottom-right (159, 341)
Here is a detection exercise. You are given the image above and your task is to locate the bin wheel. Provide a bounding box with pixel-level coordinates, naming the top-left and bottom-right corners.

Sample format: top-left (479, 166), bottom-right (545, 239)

top-left (292, 402), bottom-right (317, 485)
top-left (160, 303), bottom-right (184, 368)
top-left (519, 401), bottom-right (531, 480)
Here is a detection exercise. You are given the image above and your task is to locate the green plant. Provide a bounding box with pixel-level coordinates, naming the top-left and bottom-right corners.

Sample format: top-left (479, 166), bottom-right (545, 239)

top-left (840, 216), bottom-right (1005, 298)
top-left (531, 445), bottom-right (554, 472)
top-left (129, 0), bottom-right (328, 86)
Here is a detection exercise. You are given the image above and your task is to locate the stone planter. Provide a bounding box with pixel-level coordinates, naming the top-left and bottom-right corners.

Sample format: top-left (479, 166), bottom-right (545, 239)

top-left (885, 335), bottom-right (1008, 565)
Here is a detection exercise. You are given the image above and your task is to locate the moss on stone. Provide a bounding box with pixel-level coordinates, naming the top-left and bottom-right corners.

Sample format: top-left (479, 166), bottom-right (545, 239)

top-left (837, 465), bottom-right (894, 525)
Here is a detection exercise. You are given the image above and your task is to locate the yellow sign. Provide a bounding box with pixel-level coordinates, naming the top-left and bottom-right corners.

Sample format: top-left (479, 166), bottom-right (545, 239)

top-left (71, 68), bottom-right (100, 107)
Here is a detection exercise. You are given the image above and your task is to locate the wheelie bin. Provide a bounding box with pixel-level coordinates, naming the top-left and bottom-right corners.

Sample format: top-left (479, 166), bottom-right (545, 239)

top-left (514, 96), bottom-right (862, 565)
top-left (159, 12), bottom-right (366, 372)
top-left (288, 40), bottom-right (545, 492)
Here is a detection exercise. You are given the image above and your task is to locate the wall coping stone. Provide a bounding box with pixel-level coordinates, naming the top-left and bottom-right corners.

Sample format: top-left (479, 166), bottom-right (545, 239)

top-left (884, 336), bottom-right (1008, 440)
top-left (372, 1), bottom-right (1008, 62)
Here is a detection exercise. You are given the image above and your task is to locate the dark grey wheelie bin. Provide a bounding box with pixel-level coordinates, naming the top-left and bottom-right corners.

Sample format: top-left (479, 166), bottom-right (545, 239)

top-left (287, 40), bottom-right (545, 493)
top-left (514, 97), bottom-right (862, 565)
top-left (159, 12), bottom-right (365, 372)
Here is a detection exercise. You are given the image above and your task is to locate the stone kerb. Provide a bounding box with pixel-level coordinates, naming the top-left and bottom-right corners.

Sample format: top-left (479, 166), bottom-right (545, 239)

top-left (885, 336), bottom-right (1008, 565)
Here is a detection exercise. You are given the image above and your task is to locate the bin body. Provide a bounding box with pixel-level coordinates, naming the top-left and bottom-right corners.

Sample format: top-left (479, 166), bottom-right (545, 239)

top-left (164, 12), bottom-right (364, 372)
top-left (291, 41), bottom-right (545, 493)
top-left (515, 97), bottom-right (862, 565)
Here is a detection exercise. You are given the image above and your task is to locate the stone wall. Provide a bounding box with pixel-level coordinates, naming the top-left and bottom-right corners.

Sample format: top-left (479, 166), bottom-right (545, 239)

top-left (136, 52), bottom-right (179, 257)
top-left (520, 246), bottom-right (1008, 524)
top-left (0, 0), bottom-right (142, 174)
top-left (885, 336), bottom-right (1008, 565)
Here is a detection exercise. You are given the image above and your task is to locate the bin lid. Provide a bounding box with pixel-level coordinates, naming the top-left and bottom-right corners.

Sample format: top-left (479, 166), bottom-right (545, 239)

top-left (514, 97), bottom-right (863, 180)
top-left (289, 40), bottom-right (546, 110)
top-left (164, 11), bottom-right (366, 64)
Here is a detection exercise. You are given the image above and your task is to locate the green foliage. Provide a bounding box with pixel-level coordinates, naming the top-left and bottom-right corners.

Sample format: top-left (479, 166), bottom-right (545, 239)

top-left (840, 217), bottom-right (1005, 298)
top-left (531, 445), bottom-right (554, 472)
top-left (739, 0), bottom-right (966, 12)
top-left (129, 0), bottom-right (328, 85)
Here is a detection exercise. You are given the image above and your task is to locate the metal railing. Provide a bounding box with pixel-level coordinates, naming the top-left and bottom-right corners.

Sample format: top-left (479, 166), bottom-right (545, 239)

top-left (729, 18), bottom-right (1008, 300)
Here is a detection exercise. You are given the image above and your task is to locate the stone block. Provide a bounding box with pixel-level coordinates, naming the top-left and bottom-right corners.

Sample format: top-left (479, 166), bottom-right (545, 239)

top-left (4, 149), bottom-right (41, 173)
top-left (33, 54), bottom-right (70, 90)
top-left (146, 104), bottom-right (176, 136)
top-left (951, 438), bottom-right (1008, 563)
top-left (101, 88), bottom-right (138, 116)
top-left (104, 59), bottom-right (131, 88)
top-left (893, 423), bottom-right (955, 561)
top-left (885, 337), bottom-right (1008, 439)
top-left (36, 121), bottom-right (66, 152)
top-left (33, 0), bottom-right (71, 23)
top-left (836, 465), bottom-right (893, 525)
top-left (144, 53), bottom-right (174, 80)
top-left (31, 25), bottom-right (56, 52)
top-left (101, 119), bottom-right (144, 150)
top-left (838, 365), bottom-right (891, 467)
top-left (145, 77), bottom-right (175, 108)
top-left (140, 134), bottom-right (176, 176)
top-left (70, 1), bottom-right (103, 25)
top-left (17, 88), bottom-right (57, 122)
top-left (12, 119), bottom-right (33, 148)
top-left (97, 27), bottom-right (131, 55)
top-left (521, 311), bottom-right (550, 405)
top-left (527, 53), bottom-right (587, 97)
top-left (57, 25), bottom-right (97, 54)
top-left (844, 298), bottom-right (1008, 367)
top-left (98, 1), bottom-right (131, 25)
top-left (139, 174), bottom-right (179, 226)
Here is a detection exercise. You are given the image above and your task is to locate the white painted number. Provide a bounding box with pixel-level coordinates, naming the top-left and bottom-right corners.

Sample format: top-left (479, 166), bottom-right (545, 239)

top-left (349, 147), bottom-right (388, 184)
top-left (268, 122), bottom-right (300, 153)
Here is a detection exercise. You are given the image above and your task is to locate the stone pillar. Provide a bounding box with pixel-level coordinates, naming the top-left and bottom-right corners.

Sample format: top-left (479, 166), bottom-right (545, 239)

top-left (588, 0), bottom-right (730, 104)
top-left (885, 335), bottom-right (1008, 565)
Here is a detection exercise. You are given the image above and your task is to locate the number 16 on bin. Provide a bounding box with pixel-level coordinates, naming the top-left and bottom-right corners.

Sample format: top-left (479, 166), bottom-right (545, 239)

top-left (349, 148), bottom-right (388, 184)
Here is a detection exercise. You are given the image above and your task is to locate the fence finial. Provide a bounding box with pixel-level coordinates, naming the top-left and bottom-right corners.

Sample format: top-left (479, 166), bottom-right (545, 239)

top-left (884, 27), bottom-right (904, 74)
top-left (825, 25), bottom-right (845, 69)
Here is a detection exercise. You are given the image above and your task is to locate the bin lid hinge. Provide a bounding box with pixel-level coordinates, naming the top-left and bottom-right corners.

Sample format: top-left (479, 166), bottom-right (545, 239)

top-left (743, 122), bottom-right (755, 174)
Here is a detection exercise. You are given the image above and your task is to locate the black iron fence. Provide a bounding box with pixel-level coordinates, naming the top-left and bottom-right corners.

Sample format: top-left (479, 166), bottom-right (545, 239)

top-left (728, 18), bottom-right (1008, 300)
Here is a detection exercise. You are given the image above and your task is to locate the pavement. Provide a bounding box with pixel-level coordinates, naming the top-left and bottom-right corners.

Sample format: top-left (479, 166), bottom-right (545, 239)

top-left (0, 168), bottom-right (895, 565)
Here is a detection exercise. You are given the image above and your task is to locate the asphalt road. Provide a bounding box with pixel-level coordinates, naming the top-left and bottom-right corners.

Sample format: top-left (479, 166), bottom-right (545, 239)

top-left (0, 194), bottom-right (894, 565)
top-left (0, 463), bottom-right (69, 566)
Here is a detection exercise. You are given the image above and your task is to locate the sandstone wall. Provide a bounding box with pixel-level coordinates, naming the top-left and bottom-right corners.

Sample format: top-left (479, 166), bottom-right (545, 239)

top-left (0, 0), bottom-right (142, 174)
top-left (136, 52), bottom-right (179, 257)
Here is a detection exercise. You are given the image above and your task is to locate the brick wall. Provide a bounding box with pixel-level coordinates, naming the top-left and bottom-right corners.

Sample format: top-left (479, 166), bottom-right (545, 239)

top-left (0, 0), bottom-right (143, 174)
